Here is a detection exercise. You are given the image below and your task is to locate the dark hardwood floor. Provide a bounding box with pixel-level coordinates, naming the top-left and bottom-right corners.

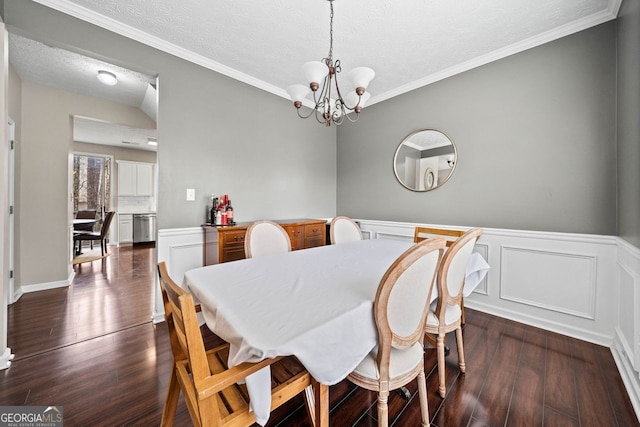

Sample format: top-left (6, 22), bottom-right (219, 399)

top-left (2, 244), bottom-right (638, 426)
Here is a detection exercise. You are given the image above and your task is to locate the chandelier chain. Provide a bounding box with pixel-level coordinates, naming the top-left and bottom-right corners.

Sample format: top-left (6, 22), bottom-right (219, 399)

top-left (328, 1), bottom-right (334, 62)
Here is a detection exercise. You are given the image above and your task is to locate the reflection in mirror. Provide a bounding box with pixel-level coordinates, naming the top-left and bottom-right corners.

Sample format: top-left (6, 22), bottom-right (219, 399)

top-left (393, 129), bottom-right (457, 192)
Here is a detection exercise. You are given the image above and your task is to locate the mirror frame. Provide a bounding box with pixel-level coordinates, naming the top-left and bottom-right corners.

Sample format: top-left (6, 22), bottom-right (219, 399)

top-left (393, 129), bottom-right (458, 192)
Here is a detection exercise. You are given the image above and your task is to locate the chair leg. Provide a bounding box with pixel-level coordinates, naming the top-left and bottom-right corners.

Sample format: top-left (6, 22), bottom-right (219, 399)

top-left (160, 365), bottom-right (180, 427)
top-left (100, 240), bottom-right (104, 256)
top-left (460, 298), bottom-right (466, 326)
top-left (425, 333), bottom-right (450, 356)
top-left (377, 389), bottom-right (389, 427)
top-left (437, 334), bottom-right (446, 398)
top-left (306, 379), bottom-right (328, 427)
top-left (456, 326), bottom-right (466, 373)
top-left (417, 369), bottom-right (430, 427)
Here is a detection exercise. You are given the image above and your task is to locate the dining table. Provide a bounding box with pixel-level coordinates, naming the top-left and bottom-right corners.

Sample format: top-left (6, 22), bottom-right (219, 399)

top-left (183, 238), bottom-right (489, 425)
top-left (72, 218), bottom-right (98, 255)
top-left (72, 218), bottom-right (97, 227)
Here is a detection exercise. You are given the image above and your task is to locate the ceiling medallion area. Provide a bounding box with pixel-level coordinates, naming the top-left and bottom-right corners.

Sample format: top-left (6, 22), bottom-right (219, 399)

top-left (286, 0), bottom-right (375, 126)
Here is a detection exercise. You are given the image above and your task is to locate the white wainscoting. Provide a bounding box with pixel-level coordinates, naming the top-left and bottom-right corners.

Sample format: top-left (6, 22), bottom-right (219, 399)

top-left (154, 227), bottom-right (204, 323)
top-left (613, 238), bottom-right (640, 417)
top-left (357, 220), bottom-right (618, 345)
top-left (156, 220), bottom-right (639, 418)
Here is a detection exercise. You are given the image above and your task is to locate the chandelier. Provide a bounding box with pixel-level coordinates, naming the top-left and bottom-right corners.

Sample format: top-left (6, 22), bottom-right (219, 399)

top-left (286, 0), bottom-right (375, 126)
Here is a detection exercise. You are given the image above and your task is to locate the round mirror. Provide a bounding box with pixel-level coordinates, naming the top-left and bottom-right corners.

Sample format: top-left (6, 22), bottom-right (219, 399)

top-left (393, 129), bottom-right (457, 192)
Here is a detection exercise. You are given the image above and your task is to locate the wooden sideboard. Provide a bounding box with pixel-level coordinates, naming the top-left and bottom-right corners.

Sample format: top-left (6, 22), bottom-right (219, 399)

top-left (202, 218), bottom-right (327, 265)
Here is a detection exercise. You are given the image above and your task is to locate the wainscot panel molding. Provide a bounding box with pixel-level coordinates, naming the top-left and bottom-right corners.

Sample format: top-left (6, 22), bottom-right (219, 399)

top-left (155, 221), bottom-right (638, 418)
top-left (154, 227), bottom-right (204, 323)
top-left (613, 238), bottom-right (640, 418)
top-left (357, 220), bottom-right (618, 345)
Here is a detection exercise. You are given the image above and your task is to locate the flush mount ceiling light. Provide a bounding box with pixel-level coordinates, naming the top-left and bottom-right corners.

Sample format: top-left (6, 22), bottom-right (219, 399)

top-left (286, 0), bottom-right (374, 126)
top-left (97, 70), bottom-right (118, 86)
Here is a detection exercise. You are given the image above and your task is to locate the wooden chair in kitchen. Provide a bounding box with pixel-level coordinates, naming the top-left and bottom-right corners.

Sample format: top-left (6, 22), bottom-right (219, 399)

top-left (157, 262), bottom-right (321, 427)
top-left (329, 216), bottom-right (363, 244)
top-left (244, 220), bottom-right (291, 258)
top-left (347, 238), bottom-right (446, 427)
top-left (424, 227), bottom-right (483, 398)
top-left (73, 211), bottom-right (115, 256)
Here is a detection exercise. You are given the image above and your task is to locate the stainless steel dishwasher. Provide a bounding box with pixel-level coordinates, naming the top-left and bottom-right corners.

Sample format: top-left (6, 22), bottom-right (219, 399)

top-left (133, 213), bottom-right (156, 243)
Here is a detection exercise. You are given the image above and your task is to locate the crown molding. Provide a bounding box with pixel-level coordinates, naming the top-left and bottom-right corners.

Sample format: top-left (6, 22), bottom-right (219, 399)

top-left (367, 5), bottom-right (619, 106)
top-left (31, 0), bottom-right (290, 100)
top-left (33, 0), bottom-right (620, 110)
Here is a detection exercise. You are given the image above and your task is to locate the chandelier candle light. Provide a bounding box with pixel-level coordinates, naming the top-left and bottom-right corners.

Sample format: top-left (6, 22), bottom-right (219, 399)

top-left (286, 0), bottom-right (375, 126)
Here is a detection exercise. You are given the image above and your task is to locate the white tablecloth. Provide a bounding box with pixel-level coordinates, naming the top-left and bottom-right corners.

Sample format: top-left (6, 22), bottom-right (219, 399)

top-left (184, 238), bottom-right (490, 424)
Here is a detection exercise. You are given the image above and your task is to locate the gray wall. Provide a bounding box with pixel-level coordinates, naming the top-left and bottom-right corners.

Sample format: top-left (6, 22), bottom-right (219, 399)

top-left (4, 1), bottom-right (336, 286)
top-left (17, 82), bottom-right (156, 286)
top-left (337, 22), bottom-right (617, 235)
top-left (617, 0), bottom-right (640, 248)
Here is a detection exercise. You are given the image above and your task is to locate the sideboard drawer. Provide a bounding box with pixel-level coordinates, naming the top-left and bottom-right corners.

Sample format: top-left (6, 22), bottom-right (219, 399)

top-left (304, 223), bottom-right (325, 248)
top-left (285, 225), bottom-right (305, 251)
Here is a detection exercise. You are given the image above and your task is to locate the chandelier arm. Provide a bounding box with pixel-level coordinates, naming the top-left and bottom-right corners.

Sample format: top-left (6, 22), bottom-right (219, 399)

top-left (296, 107), bottom-right (319, 120)
top-left (342, 111), bottom-right (360, 123)
top-left (333, 73), bottom-right (360, 112)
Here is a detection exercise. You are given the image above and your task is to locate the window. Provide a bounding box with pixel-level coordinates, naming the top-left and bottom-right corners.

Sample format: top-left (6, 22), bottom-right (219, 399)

top-left (73, 154), bottom-right (111, 218)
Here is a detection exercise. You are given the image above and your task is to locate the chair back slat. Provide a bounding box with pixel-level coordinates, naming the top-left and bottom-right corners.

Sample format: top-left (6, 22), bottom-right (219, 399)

top-left (158, 262), bottom-right (209, 380)
top-left (413, 226), bottom-right (464, 247)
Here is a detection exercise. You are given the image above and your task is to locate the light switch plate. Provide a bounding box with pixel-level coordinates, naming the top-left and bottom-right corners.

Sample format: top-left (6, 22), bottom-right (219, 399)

top-left (186, 188), bottom-right (195, 201)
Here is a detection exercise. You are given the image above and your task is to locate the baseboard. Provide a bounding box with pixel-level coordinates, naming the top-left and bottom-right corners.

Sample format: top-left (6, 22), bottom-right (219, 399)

top-left (465, 299), bottom-right (612, 346)
top-left (612, 330), bottom-right (640, 422)
top-left (19, 271), bottom-right (74, 294)
top-left (0, 347), bottom-right (15, 370)
top-left (152, 310), bottom-right (165, 325)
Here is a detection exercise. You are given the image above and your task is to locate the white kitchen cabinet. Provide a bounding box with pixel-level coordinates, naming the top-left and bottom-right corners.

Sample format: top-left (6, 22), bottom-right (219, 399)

top-left (118, 214), bottom-right (133, 243)
top-left (117, 161), bottom-right (155, 196)
top-left (135, 163), bottom-right (154, 196)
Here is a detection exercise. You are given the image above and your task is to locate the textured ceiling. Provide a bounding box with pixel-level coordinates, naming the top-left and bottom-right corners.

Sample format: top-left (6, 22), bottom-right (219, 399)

top-left (9, 34), bottom-right (156, 108)
top-left (8, 33), bottom-right (158, 151)
top-left (9, 0), bottom-right (621, 149)
top-left (73, 116), bottom-right (157, 152)
top-left (30, 0), bottom-right (620, 107)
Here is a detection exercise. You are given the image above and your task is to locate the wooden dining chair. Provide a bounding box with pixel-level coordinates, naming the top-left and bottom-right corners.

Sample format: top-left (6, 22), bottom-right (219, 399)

top-left (157, 262), bottom-right (321, 427)
top-left (413, 226), bottom-right (464, 247)
top-left (244, 220), bottom-right (291, 258)
top-left (414, 226), bottom-right (469, 325)
top-left (347, 238), bottom-right (446, 427)
top-left (424, 227), bottom-right (483, 398)
top-left (329, 216), bottom-right (363, 244)
top-left (73, 211), bottom-right (115, 256)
